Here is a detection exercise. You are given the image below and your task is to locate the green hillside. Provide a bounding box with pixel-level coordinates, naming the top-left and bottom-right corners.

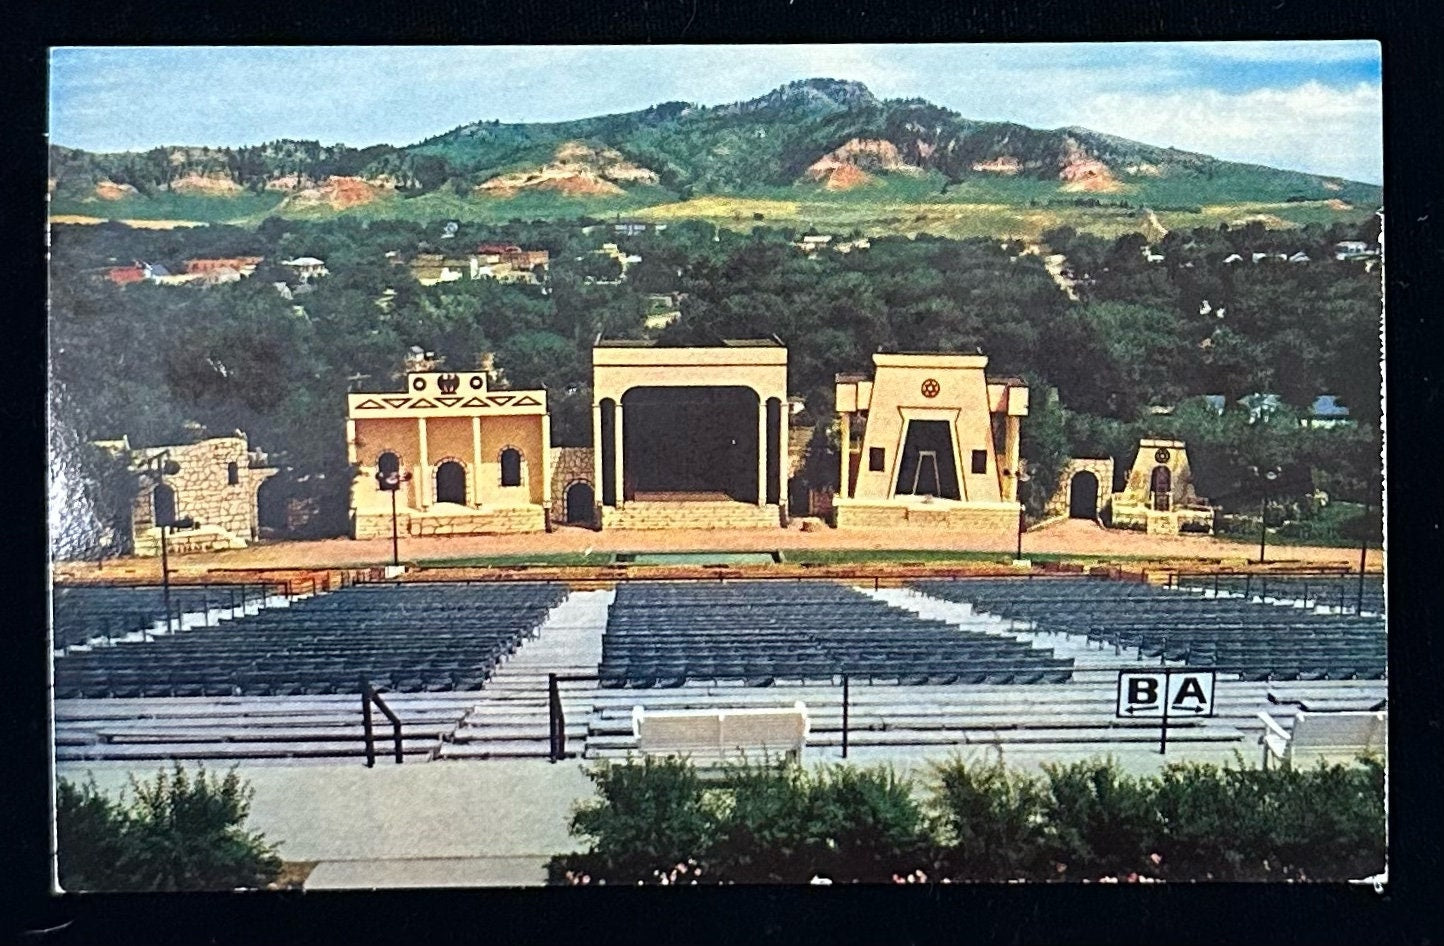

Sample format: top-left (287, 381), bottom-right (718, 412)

top-left (48, 78), bottom-right (1381, 235)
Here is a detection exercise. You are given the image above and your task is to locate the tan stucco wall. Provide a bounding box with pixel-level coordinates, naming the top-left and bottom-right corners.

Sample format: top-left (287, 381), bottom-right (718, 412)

top-left (592, 346), bottom-right (787, 404)
top-left (839, 355), bottom-right (1020, 504)
top-left (479, 414), bottom-right (546, 506)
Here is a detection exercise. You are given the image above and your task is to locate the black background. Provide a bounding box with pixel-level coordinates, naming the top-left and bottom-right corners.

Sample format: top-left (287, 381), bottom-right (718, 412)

top-left (4, 3), bottom-right (1440, 943)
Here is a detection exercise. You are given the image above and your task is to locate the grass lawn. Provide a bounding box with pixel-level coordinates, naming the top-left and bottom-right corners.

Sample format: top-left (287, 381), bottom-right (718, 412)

top-left (781, 549), bottom-right (1161, 565)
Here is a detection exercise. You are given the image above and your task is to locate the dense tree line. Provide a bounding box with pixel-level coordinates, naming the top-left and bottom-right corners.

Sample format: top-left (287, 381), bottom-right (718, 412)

top-left (48, 212), bottom-right (1382, 548)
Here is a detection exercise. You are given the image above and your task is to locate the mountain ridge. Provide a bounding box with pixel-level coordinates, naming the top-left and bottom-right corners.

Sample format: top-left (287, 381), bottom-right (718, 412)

top-left (48, 78), bottom-right (1381, 217)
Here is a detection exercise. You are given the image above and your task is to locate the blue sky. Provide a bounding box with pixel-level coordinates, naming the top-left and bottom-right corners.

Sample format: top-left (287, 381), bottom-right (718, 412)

top-left (49, 43), bottom-right (1382, 183)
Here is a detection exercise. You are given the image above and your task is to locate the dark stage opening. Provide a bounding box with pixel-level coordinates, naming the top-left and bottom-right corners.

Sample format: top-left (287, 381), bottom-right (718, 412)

top-left (1069, 471), bottom-right (1099, 519)
top-left (435, 461), bottom-right (467, 504)
top-left (894, 420), bottom-right (961, 500)
top-left (565, 481), bottom-right (595, 524)
top-left (623, 386), bottom-right (760, 503)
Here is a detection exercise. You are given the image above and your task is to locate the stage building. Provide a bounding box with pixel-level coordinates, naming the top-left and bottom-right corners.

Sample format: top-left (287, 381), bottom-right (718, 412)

top-left (346, 370), bottom-right (551, 537)
top-left (591, 339), bottom-right (789, 530)
top-left (833, 353), bottom-right (1027, 531)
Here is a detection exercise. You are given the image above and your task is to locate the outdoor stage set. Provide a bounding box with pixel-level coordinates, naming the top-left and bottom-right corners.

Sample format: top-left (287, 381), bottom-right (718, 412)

top-left (345, 340), bottom-right (1029, 536)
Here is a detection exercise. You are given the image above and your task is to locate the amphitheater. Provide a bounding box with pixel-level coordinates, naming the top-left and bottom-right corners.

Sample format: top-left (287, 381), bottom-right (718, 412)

top-left (51, 566), bottom-right (1385, 885)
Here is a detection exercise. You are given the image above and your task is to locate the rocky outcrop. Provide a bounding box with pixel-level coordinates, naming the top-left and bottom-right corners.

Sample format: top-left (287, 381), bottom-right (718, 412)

top-left (806, 138), bottom-right (920, 189)
top-left (280, 176), bottom-right (392, 210)
top-left (477, 141), bottom-right (658, 198)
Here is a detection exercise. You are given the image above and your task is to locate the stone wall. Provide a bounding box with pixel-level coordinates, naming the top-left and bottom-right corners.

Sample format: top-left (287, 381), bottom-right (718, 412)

top-left (1043, 458), bottom-right (1115, 520)
top-left (835, 503), bottom-right (1019, 533)
top-left (549, 446), bottom-right (595, 523)
top-left (353, 505), bottom-right (545, 539)
top-left (128, 435), bottom-right (275, 556)
top-left (602, 501), bottom-right (781, 530)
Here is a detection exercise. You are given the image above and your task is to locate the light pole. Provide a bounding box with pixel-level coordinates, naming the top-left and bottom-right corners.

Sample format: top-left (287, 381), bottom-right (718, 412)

top-left (1251, 465), bottom-right (1281, 565)
top-left (1013, 464), bottom-right (1034, 563)
top-left (1356, 499), bottom-right (1372, 613)
top-left (375, 468), bottom-right (413, 568)
top-left (140, 451), bottom-right (194, 632)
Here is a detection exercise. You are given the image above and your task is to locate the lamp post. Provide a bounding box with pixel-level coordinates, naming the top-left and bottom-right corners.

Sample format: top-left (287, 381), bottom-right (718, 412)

top-left (139, 450), bottom-right (194, 632)
top-left (376, 468), bottom-right (413, 568)
top-left (1356, 499), bottom-right (1372, 613)
top-left (1250, 466), bottom-right (1281, 565)
top-left (1013, 464), bottom-right (1034, 564)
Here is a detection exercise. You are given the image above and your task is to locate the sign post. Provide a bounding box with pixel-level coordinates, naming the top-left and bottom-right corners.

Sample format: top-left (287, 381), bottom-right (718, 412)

top-left (1116, 669), bottom-right (1217, 754)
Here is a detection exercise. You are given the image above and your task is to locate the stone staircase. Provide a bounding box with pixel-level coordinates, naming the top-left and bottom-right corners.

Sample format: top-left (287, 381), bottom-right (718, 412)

top-left (437, 589), bottom-right (610, 760)
top-left (602, 501), bottom-right (781, 530)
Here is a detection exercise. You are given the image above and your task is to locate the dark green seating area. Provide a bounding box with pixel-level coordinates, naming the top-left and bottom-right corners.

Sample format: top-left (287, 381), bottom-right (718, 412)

top-left (52, 584), bottom-right (274, 650)
top-left (913, 577), bottom-right (1386, 682)
top-left (597, 581), bottom-right (1073, 688)
top-left (53, 582), bottom-right (567, 699)
top-left (1174, 572), bottom-right (1385, 615)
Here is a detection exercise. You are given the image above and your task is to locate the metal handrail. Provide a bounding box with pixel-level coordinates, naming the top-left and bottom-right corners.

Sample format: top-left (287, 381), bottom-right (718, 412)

top-left (360, 675), bottom-right (404, 766)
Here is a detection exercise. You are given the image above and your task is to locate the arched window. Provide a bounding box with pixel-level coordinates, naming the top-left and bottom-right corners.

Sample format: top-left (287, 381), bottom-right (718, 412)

top-left (377, 451), bottom-right (400, 476)
top-left (499, 448), bottom-right (522, 487)
top-left (152, 483), bottom-right (177, 528)
top-left (227, 461), bottom-right (239, 486)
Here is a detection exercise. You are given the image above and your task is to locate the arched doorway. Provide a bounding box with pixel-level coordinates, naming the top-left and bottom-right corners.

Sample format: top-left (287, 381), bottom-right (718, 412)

top-left (435, 461), bottom-right (467, 504)
top-left (1069, 471), bottom-right (1099, 519)
top-left (1150, 465), bottom-right (1173, 511)
top-left (565, 481), bottom-right (595, 524)
top-left (151, 483), bottom-right (176, 527)
top-left (499, 448), bottom-right (523, 488)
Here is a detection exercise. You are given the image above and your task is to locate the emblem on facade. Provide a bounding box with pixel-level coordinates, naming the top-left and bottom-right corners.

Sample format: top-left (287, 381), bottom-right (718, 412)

top-left (412, 376), bottom-right (427, 391)
top-left (921, 379), bottom-right (941, 398)
top-left (1154, 448), bottom-right (1172, 463)
top-left (469, 375), bottom-right (485, 390)
top-left (437, 373), bottom-right (460, 395)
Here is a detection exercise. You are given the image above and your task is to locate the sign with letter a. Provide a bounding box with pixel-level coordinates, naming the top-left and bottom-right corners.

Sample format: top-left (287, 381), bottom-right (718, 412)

top-left (1116, 670), bottom-right (1217, 719)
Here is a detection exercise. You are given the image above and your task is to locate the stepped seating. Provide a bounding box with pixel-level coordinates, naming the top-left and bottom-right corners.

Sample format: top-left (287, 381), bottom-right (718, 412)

top-left (912, 578), bottom-right (1386, 682)
top-left (1175, 573), bottom-right (1385, 614)
top-left (52, 584), bottom-right (274, 650)
top-left (597, 581), bottom-right (1073, 688)
top-left (52, 582), bottom-right (567, 699)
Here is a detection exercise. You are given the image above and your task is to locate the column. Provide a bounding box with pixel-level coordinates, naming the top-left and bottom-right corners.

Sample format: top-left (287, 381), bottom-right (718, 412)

top-left (540, 412), bottom-right (553, 513)
top-left (592, 403), bottom-right (605, 509)
top-left (613, 401), bottom-right (625, 507)
top-left (417, 417), bottom-right (430, 509)
top-left (1003, 414), bottom-right (1021, 503)
top-left (775, 398), bottom-right (788, 512)
top-left (838, 411), bottom-right (851, 499)
top-left (756, 398), bottom-right (768, 507)
top-left (471, 416), bottom-right (483, 507)
top-left (345, 419), bottom-right (358, 466)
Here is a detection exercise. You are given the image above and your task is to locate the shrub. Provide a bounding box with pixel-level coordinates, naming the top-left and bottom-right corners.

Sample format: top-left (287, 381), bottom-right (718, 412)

top-left (927, 754), bottom-right (1049, 880)
top-left (55, 765), bottom-right (282, 891)
top-left (1040, 759), bottom-right (1160, 878)
top-left (557, 756), bottom-right (714, 883)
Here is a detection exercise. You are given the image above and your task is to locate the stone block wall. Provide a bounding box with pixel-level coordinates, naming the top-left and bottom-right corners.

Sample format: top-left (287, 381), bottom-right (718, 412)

top-left (1044, 458), bottom-right (1115, 520)
top-left (128, 436), bottom-right (275, 556)
top-left (834, 503), bottom-right (1019, 533)
top-left (549, 446), bottom-right (595, 523)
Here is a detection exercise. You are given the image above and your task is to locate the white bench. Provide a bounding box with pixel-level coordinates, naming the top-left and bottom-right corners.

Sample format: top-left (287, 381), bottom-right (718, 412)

top-left (632, 702), bottom-right (809, 769)
top-left (1257, 710), bottom-right (1387, 769)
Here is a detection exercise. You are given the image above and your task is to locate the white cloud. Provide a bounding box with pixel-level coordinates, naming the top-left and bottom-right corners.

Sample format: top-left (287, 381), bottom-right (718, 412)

top-left (1071, 81), bottom-right (1382, 183)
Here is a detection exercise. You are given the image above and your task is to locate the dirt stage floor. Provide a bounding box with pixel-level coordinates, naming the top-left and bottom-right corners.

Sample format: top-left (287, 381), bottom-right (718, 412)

top-left (56, 518), bottom-right (1383, 581)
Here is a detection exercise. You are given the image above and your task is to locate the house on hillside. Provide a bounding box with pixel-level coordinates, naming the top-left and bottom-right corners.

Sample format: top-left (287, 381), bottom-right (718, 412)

top-left (103, 264), bottom-right (147, 285)
top-left (1334, 241), bottom-right (1380, 262)
top-left (1304, 395), bottom-right (1354, 429)
top-left (1287, 251), bottom-right (1311, 264)
top-left (185, 256), bottom-right (263, 277)
top-left (796, 234), bottom-right (833, 255)
top-left (280, 257), bottom-right (329, 281)
top-left (409, 253), bottom-right (468, 286)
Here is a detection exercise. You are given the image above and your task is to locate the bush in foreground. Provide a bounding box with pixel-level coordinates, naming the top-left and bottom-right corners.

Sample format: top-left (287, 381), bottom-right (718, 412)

top-left (551, 753), bottom-right (1385, 884)
top-left (56, 764), bottom-right (282, 891)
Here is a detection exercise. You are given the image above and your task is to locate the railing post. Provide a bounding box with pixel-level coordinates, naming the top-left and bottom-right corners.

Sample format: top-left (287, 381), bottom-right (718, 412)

top-left (548, 673), bottom-right (564, 762)
top-left (841, 674), bottom-right (850, 760)
top-left (361, 677), bottom-right (376, 768)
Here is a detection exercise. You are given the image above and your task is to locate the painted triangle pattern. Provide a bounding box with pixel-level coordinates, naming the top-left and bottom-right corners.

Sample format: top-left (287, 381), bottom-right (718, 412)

top-left (512, 395), bottom-right (541, 406)
top-left (489, 395), bottom-right (515, 406)
top-left (382, 397), bottom-right (411, 408)
top-left (411, 398), bottom-right (436, 408)
top-left (460, 396), bottom-right (487, 407)
top-left (434, 397), bottom-right (461, 407)
top-left (353, 398), bottom-right (384, 409)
